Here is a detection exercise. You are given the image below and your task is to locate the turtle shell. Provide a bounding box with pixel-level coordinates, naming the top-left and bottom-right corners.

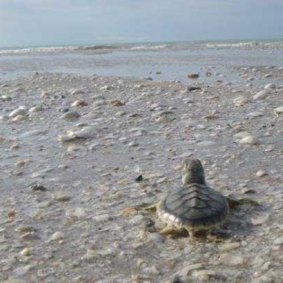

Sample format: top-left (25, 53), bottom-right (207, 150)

top-left (158, 184), bottom-right (228, 229)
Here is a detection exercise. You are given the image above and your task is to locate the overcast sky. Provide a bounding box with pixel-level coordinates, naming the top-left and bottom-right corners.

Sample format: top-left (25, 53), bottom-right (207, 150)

top-left (0, 0), bottom-right (282, 47)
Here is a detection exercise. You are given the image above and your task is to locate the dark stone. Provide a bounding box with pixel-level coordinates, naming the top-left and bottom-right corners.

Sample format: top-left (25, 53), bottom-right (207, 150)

top-left (30, 184), bottom-right (47, 192)
top-left (59, 108), bottom-right (69, 113)
top-left (187, 86), bottom-right (201, 91)
top-left (187, 73), bottom-right (199, 79)
top-left (172, 275), bottom-right (183, 283)
top-left (135, 175), bottom-right (143, 182)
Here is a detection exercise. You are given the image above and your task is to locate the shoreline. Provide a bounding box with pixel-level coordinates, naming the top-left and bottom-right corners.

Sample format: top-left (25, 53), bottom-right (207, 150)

top-left (1, 42), bottom-right (283, 88)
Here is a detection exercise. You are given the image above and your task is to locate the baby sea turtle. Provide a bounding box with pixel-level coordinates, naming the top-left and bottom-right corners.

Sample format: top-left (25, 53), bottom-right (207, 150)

top-left (157, 159), bottom-right (229, 239)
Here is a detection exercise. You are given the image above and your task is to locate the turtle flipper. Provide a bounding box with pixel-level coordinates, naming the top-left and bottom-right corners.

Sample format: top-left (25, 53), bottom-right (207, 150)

top-left (131, 202), bottom-right (158, 213)
top-left (187, 230), bottom-right (196, 240)
top-left (160, 225), bottom-right (177, 235)
top-left (160, 225), bottom-right (189, 238)
top-left (120, 203), bottom-right (157, 217)
top-left (226, 197), bottom-right (259, 209)
top-left (143, 203), bottom-right (158, 213)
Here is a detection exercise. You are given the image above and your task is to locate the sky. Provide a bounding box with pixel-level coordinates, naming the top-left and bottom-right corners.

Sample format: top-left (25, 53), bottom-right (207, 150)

top-left (0, 0), bottom-right (282, 47)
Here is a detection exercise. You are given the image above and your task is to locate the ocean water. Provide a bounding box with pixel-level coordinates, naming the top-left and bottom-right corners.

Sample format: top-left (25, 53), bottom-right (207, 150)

top-left (0, 39), bottom-right (283, 84)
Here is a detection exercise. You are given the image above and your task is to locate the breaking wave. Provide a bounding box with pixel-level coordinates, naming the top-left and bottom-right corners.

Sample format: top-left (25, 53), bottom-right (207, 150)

top-left (129, 44), bottom-right (169, 51)
top-left (0, 45), bottom-right (117, 56)
top-left (0, 39), bottom-right (282, 56)
top-left (202, 40), bottom-right (283, 49)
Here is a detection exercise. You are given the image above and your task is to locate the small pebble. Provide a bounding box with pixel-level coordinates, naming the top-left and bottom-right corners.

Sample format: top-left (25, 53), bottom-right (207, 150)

top-left (237, 134), bottom-right (259, 145)
top-left (12, 115), bottom-right (27, 122)
top-left (9, 107), bottom-right (27, 118)
top-left (218, 242), bottom-right (241, 252)
top-left (59, 126), bottom-right (96, 142)
top-left (253, 89), bottom-right (269, 100)
top-left (219, 253), bottom-right (244, 266)
top-left (71, 99), bottom-right (88, 107)
top-left (20, 247), bottom-right (32, 256)
top-left (53, 192), bottom-right (71, 202)
top-left (29, 105), bottom-right (43, 113)
top-left (10, 143), bottom-right (20, 150)
top-left (109, 100), bottom-right (124, 107)
top-left (148, 233), bottom-right (165, 245)
top-left (256, 170), bottom-right (268, 177)
top-left (177, 263), bottom-right (204, 277)
top-left (128, 141), bottom-right (139, 147)
top-left (82, 249), bottom-right (96, 262)
top-left (93, 214), bottom-right (111, 222)
top-left (16, 160), bottom-right (29, 167)
top-left (192, 270), bottom-right (216, 281)
top-left (233, 96), bottom-right (249, 106)
top-left (61, 111), bottom-right (81, 121)
top-left (66, 208), bottom-right (87, 219)
top-left (250, 213), bottom-right (270, 225)
top-left (48, 231), bottom-right (64, 242)
top-left (70, 88), bottom-right (85, 95)
top-left (273, 236), bottom-right (283, 245)
top-left (100, 85), bottom-right (114, 91)
top-left (274, 106), bottom-right (283, 114)
top-left (130, 215), bottom-right (146, 225)
top-left (264, 83), bottom-right (276, 90)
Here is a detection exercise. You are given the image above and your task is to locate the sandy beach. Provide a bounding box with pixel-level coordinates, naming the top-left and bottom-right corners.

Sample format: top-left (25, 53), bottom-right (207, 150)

top-left (0, 46), bottom-right (283, 283)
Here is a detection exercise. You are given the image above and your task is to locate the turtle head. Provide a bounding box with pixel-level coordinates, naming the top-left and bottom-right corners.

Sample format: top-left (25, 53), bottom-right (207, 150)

top-left (182, 159), bottom-right (206, 185)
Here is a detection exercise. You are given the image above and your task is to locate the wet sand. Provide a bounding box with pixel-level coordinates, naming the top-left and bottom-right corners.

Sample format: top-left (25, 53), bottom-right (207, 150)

top-left (0, 68), bottom-right (283, 282)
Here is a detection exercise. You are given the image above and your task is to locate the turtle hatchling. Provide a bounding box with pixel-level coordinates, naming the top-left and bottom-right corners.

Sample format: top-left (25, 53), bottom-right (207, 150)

top-left (156, 159), bottom-right (229, 239)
